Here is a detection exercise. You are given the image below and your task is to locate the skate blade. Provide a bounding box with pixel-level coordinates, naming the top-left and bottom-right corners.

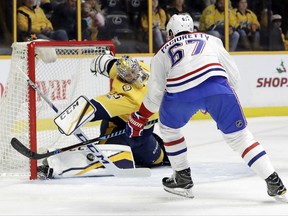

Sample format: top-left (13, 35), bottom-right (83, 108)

top-left (163, 186), bottom-right (194, 198)
top-left (273, 194), bottom-right (288, 203)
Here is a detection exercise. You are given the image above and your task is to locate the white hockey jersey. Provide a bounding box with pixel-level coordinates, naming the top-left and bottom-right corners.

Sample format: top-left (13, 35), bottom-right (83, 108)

top-left (143, 32), bottom-right (240, 113)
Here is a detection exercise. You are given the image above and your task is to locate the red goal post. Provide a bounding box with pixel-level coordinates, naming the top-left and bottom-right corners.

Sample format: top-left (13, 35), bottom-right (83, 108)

top-left (0, 40), bottom-right (115, 179)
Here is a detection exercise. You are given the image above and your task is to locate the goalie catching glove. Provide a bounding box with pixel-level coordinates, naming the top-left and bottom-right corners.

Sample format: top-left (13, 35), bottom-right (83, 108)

top-left (90, 51), bottom-right (116, 77)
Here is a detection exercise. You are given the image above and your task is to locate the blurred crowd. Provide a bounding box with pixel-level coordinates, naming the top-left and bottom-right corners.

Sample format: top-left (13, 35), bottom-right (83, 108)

top-left (1, 0), bottom-right (288, 54)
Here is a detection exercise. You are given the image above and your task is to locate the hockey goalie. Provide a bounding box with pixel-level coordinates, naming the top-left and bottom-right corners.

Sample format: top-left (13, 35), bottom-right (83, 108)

top-left (37, 52), bottom-right (169, 179)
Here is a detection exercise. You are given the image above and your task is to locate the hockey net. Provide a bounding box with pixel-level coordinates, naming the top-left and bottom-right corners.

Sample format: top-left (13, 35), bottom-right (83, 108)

top-left (0, 40), bottom-right (115, 179)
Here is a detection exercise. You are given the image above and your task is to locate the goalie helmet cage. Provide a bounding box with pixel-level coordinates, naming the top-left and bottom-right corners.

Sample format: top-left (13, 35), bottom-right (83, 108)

top-left (0, 40), bottom-right (115, 179)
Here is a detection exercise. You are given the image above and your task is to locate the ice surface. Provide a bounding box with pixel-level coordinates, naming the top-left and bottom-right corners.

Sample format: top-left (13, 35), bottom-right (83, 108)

top-left (1, 116), bottom-right (287, 215)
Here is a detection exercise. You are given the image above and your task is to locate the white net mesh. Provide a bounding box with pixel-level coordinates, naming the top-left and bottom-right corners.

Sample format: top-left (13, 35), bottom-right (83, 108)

top-left (0, 41), bottom-right (113, 178)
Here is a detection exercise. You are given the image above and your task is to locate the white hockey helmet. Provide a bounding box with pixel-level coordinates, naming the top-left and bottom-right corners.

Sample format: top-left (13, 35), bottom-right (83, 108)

top-left (166, 14), bottom-right (194, 40)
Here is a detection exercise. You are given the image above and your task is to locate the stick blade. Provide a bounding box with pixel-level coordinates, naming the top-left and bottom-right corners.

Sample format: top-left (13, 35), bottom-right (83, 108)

top-left (10, 137), bottom-right (36, 159)
top-left (116, 168), bottom-right (151, 178)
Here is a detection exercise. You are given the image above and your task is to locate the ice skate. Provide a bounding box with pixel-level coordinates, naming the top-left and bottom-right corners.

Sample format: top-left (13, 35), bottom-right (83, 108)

top-left (162, 168), bottom-right (194, 198)
top-left (265, 172), bottom-right (287, 203)
top-left (37, 165), bottom-right (54, 180)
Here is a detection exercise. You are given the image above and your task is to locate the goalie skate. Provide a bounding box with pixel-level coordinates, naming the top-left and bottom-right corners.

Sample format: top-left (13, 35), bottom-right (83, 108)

top-left (162, 168), bottom-right (194, 198)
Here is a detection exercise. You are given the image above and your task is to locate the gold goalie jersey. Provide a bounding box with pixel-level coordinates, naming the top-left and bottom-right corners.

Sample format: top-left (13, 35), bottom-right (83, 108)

top-left (44, 58), bottom-right (164, 179)
top-left (92, 60), bottom-right (158, 124)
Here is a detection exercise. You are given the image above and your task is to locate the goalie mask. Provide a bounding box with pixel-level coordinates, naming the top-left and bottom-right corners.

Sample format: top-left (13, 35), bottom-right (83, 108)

top-left (116, 56), bottom-right (149, 88)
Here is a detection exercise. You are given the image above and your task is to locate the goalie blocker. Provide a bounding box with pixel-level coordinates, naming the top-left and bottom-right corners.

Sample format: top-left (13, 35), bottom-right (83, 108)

top-left (54, 95), bottom-right (96, 136)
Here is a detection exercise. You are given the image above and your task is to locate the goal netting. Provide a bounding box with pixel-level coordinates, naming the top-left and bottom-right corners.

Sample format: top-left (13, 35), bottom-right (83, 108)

top-left (0, 40), bottom-right (115, 179)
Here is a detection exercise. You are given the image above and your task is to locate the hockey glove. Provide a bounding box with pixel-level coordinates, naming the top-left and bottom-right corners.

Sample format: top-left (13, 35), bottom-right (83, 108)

top-left (126, 112), bottom-right (148, 138)
top-left (90, 52), bottom-right (114, 78)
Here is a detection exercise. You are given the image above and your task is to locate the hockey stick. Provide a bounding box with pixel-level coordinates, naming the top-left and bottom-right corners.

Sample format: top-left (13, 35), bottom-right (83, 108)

top-left (11, 119), bottom-right (157, 177)
top-left (11, 119), bottom-right (158, 160)
top-left (16, 67), bottom-right (155, 177)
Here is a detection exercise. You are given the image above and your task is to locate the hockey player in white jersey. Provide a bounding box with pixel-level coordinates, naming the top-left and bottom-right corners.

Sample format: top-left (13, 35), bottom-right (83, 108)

top-left (125, 14), bottom-right (287, 201)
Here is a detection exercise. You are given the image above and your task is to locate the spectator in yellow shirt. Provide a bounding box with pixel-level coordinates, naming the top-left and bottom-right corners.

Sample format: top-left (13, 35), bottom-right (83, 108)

top-left (17, 0), bottom-right (68, 41)
top-left (199, 0), bottom-right (239, 51)
top-left (234, 0), bottom-right (260, 51)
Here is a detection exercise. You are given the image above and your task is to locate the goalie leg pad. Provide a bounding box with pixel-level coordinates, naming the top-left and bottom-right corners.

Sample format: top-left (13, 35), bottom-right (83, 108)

top-left (45, 144), bottom-right (135, 178)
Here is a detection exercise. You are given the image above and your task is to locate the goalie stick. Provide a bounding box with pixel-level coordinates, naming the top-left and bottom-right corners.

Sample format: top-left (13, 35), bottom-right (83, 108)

top-left (11, 119), bottom-right (158, 160)
top-left (11, 119), bottom-right (157, 177)
top-left (16, 66), bottom-right (156, 177)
